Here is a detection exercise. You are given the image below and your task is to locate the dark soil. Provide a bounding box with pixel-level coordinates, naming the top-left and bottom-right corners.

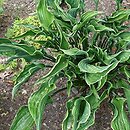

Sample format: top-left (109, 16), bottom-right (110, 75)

top-left (0, 0), bottom-right (129, 130)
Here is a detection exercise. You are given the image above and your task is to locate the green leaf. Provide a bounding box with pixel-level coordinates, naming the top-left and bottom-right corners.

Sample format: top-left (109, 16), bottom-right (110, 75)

top-left (97, 76), bottom-right (107, 91)
top-left (37, 55), bottom-right (68, 84)
top-left (50, 0), bottom-right (76, 24)
top-left (78, 100), bottom-right (91, 125)
top-left (55, 22), bottom-right (70, 49)
top-left (37, 0), bottom-right (54, 30)
top-left (0, 43), bottom-right (34, 55)
top-left (85, 61), bottom-right (119, 85)
top-left (115, 32), bottom-right (130, 42)
top-left (10, 106), bottom-right (34, 130)
top-left (105, 82), bottom-right (114, 96)
top-left (45, 55), bottom-right (68, 75)
top-left (12, 63), bottom-right (44, 98)
top-left (81, 11), bottom-right (102, 23)
top-left (73, 11), bottom-right (102, 31)
top-left (91, 85), bottom-right (100, 99)
top-left (65, 0), bottom-right (84, 17)
top-left (72, 98), bottom-right (91, 130)
top-left (28, 81), bottom-right (56, 130)
top-left (108, 9), bottom-right (130, 23)
top-left (115, 0), bottom-right (123, 10)
top-left (61, 48), bottom-right (88, 56)
top-left (78, 60), bottom-right (115, 73)
top-left (62, 93), bottom-right (102, 130)
top-left (68, 61), bottom-right (81, 74)
top-left (111, 97), bottom-right (130, 130)
top-left (62, 99), bottom-right (75, 130)
top-left (118, 80), bottom-right (130, 113)
top-left (104, 50), bottom-right (130, 64)
top-left (0, 38), bottom-right (12, 43)
top-left (65, 70), bottom-right (76, 95)
top-left (71, 98), bottom-right (85, 130)
top-left (77, 94), bottom-right (100, 130)
top-left (60, 32), bottom-right (70, 50)
top-left (116, 50), bottom-right (130, 63)
top-left (88, 20), bottom-right (115, 32)
top-left (124, 66), bottom-right (130, 78)
top-left (62, 97), bottom-right (91, 130)
top-left (0, 43), bottom-right (44, 62)
top-left (66, 80), bottom-right (73, 96)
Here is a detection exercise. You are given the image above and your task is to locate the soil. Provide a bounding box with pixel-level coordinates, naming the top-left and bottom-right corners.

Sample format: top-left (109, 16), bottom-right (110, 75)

top-left (0, 0), bottom-right (129, 130)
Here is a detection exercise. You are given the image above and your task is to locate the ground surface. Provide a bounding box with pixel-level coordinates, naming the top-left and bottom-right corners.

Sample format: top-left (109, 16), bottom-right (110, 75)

top-left (0, 0), bottom-right (129, 130)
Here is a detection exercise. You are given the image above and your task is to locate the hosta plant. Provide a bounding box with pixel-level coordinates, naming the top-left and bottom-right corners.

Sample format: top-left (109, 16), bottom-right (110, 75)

top-left (0, 0), bottom-right (130, 130)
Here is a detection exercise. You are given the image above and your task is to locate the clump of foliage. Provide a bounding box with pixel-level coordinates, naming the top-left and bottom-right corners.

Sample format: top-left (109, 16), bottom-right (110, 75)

top-left (0, 0), bottom-right (130, 130)
top-left (0, 60), bottom-right (18, 72)
top-left (6, 15), bottom-right (40, 38)
top-left (6, 15), bottom-right (43, 49)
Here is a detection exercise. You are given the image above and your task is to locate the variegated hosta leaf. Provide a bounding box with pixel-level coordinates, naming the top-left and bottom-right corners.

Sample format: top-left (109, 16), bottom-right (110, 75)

top-left (106, 82), bottom-right (114, 95)
top-left (62, 94), bottom-right (100, 130)
top-left (62, 97), bottom-right (91, 130)
top-left (55, 22), bottom-right (70, 49)
top-left (111, 97), bottom-right (130, 130)
top-left (62, 99), bottom-right (75, 130)
top-left (28, 81), bottom-right (56, 130)
top-left (10, 106), bottom-right (34, 130)
top-left (88, 20), bottom-right (115, 32)
top-left (0, 43), bottom-right (44, 62)
top-left (78, 59), bottom-right (117, 73)
top-left (68, 61), bottom-right (81, 74)
top-left (91, 85), bottom-right (100, 99)
top-left (97, 76), bottom-right (107, 91)
top-left (81, 11), bottom-right (102, 23)
top-left (78, 60), bottom-right (118, 85)
top-left (115, 32), bottom-right (130, 42)
top-left (65, 0), bottom-right (84, 17)
top-left (65, 71), bottom-right (75, 96)
top-left (66, 80), bottom-right (73, 96)
top-left (118, 80), bottom-right (130, 113)
top-left (73, 11), bottom-right (102, 31)
top-left (61, 48), bottom-right (88, 56)
top-left (124, 66), bottom-right (130, 78)
top-left (115, 0), bottom-right (123, 10)
top-left (60, 32), bottom-right (70, 50)
top-left (116, 50), bottom-right (130, 63)
top-left (77, 94), bottom-right (100, 130)
top-left (0, 43), bottom-right (35, 55)
top-left (0, 38), bottom-right (12, 44)
top-left (37, 55), bottom-right (68, 84)
top-left (37, 0), bottom-right (54, 30)
top-left (77, 93), bottom-right (101, 130)
top-left (104, 50), bottom-right (130, 64)
top-left (12, 63), bottom-right (45, 98)
top-left (48, 0), bottom-right (76, 24)
top-left (108, 9), bottom-right (130, 22)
